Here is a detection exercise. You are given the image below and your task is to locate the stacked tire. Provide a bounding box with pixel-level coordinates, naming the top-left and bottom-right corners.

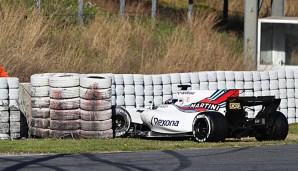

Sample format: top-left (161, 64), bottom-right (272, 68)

top-left (162, 74), bottom-right (172, 103)
top-left (295, 70), bottom-right (298, 123)
top-left (134, 74), bottom-right (144, 108)
top-left (123, 74), bottom-right (135, 108)
top-left (49, 73), bottom-right (80, 138)
top-left (153, 75), bottom-right (163, 106)
top-left (0, 78), bottom-right (9, 139)
top-left (80, 74), bottom-right (113, 139)
top-left (30, 74), bottom-right (52, 138)
top-left (8, 77), bottom-right (21, 139)
top-left (285, 70), bottom-right (295, 124)
top-left (144, 75), bottom-right (154, 107)
top-left (114, 74), bottom-right (125, 107)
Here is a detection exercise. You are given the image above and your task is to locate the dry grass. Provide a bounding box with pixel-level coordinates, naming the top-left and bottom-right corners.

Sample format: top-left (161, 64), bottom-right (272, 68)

top-left (0, 1), bottom-right (247, 82)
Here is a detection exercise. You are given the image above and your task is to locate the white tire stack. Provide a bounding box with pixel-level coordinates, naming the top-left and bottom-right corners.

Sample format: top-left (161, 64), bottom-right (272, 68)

top-left (114, 74), bottom-right (125, 106)
top-left (295, 70), bottom-right (298, 123)
top-left (198, 72), bottom-right (208, 90)
top-left (8, 77), bottom-right (21, 139)
top-left (144, 75), bottom-right (154, 107)
top-left (217, 71), bottom-right (226, 89)
top-left (260, 71), bottom-right (270, 96)
top-left (123, 74), bottom-right (135, 108)
top-left (243, 71), bottom-right (253, 97)
top-left (153, 75), bottom-right (163, 106)
top-left (225, 71), bottom-right (235, 90)
top-left (49, 73), bottom-right (80, 138)
top-left (162, 74), bottom-right (172, 104)
top-left (277, 70), bottom-right (288, 118)
top-left (80, 74), bottom-right (113, 139)
top-left (286, 70), bottom-right (295, 123)
top-left (134, 74), bottom-right (144, 108)
top-left (207, 71), bottom-right (217, 90)
top-left (190, 72), bottom-right (200, 90)
top-left (0, 78), bottom-right (9, 139)
top-left (30, 74), bottom-right (53, 138)
top-left (234, 71), bottom-right (244, 96)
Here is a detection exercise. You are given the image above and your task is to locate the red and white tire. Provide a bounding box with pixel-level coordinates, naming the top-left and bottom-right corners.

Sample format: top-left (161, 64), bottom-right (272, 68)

top-left (50, 109), bottom-right (80, 120)
top-left (80, 99), bottom-right (111, 111)
top-left (31, 97), bottom-right (50, 108)
top-left (50, 98), bottom-right (80, 110)
top-left (80, 74), bottom-right (111, 89)
top-left (50, 87), bottom-right (80, 99)
top-left (49, 73), bottom-right (80, 88)
top-left (80, 87), bottom-right (111, 100)
top-left (80, 129), bottom-right (113, 139)
top-left (31, 86), bottom-right (49, 97)
top-left (32, 108), bottom-right (50, 118)
top-left (50, 120), bottom-right (80, 130)
top-left (80, 109), bottom-right (112, 121)
top-left (81, 119), bottom-right (112, 131)
top-left (31, 127), bottom-right (49, 138)
top-left (31, 118), bottom-right (50, 129)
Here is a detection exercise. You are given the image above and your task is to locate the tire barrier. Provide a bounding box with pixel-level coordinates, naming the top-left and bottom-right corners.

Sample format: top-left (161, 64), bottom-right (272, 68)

top-left (80, 74), bottom-right (113, 139)
top-left (30, 73), bottom-right (53, 138)
top-left (0, 77), bottom-right (21, 139)
top-left (4, 69), bottom-right (298, 140)
top-left (49, 73), bottom-right (80, 138)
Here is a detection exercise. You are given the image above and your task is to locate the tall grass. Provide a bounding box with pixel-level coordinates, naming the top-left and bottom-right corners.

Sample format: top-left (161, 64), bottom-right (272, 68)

top-left (0, 1), bottom-right (245, 82)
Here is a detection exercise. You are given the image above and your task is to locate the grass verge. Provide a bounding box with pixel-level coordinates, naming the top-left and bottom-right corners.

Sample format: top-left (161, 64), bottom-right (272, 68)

top-left (1, 124), bottom-right (297, 154)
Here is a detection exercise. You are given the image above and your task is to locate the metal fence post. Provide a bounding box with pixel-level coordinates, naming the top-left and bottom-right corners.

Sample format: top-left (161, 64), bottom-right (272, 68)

top-left (35, 0), bottom-right (41, 12)
top-left (272, 0), bottom-right (284, 16)
top-left (223, 0), bottom-right (228, 23)
top-left (120, 0), bottom-right (125, 18)
top-left (188, 0), bottom-right (193, 22)
top-left (152, 0), bottom-right (157, 19)
top-left (78, 0), bottom-right (84, 23)
top-left (244, 0), bottom-right (258, 69)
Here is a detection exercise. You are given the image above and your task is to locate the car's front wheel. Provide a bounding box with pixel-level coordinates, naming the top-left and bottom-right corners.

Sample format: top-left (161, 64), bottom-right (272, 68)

top-left (112, 106), bottom-right (131, 137)
top-left (192, 112), bottom-right (228, 142)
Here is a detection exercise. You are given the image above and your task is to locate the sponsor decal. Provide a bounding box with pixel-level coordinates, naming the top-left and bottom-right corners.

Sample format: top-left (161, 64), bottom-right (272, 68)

top-left (229, 103), bottom-right (241, 110)
top-left (189, 102), bottom-right (220, 111)
top-left (150, 116), bottom-right (179, 127)
top-left (177, 91), bottom-right (195, 95)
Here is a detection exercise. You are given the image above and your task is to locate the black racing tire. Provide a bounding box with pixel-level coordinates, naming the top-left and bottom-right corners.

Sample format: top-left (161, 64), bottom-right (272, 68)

top-left (255, 111), bottom-right (288, 141)
top-left (192, 112), bottom-right (228, 142)
top-left (112, 106), bottom-right (131, 137)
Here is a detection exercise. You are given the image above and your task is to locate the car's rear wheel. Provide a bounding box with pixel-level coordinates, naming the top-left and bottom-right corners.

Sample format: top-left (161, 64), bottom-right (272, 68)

top-left (112, 106), bottom-right (131, 137)
top-left (192, 112), bottom-right (228, 142)
top-left (255, 111), bottom-right (288, 141)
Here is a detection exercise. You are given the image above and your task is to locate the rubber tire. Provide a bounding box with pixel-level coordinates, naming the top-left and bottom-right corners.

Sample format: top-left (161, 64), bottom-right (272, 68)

top-left (31, 118), bottom-right (50, 129)
top-left (50, 120), bottom-right (80, 130)
top-left (192, 112), bottom-right (228, 142)
top-left (31, 127), bottom-right (49, 138)
top-left (255, 111), bottom-right (288, 141)
top-left (50, 109), bottom-right (80, 120)
top-left (112, 106), bottom-right (131, 137)
top-left (81, 119), bottom-right (112, 131)
top-left (80, 109), bottom-right (112, 121)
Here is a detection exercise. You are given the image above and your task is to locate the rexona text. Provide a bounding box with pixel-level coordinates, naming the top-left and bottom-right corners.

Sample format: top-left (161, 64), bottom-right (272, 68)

top-left (150, 116), bottom-right (179, 127)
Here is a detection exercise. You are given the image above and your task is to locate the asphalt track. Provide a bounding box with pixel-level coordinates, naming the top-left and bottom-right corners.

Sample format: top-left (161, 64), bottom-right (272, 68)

top-left (1, 144), bottom-right (298, 171)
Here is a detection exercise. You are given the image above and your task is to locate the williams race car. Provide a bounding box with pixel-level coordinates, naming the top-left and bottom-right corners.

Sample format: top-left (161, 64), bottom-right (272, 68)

top-left (112, 85), bottom-right (289, 142)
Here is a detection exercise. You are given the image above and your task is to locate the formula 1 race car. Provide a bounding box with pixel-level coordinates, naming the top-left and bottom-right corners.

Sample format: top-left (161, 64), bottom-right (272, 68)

top-left (112, 85), bottom-right (289, 142)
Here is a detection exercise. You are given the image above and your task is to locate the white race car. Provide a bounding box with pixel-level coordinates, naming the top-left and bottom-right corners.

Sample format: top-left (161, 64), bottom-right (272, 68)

top-left (113, 86), bottom-right (288, 142)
